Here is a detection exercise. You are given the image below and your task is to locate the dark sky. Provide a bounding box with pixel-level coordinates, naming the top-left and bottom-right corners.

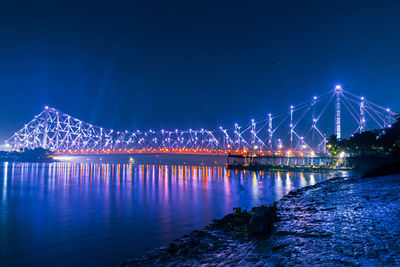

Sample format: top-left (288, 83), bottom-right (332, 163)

top-left (1, 0), bottom-right (400, 141)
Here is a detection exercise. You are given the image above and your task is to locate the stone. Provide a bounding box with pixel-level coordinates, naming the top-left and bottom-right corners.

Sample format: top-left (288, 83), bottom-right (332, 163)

top-left (249, 206), bottom-right (277, 235)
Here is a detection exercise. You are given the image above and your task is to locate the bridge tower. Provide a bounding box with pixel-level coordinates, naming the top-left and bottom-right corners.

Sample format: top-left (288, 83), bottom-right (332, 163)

top-left (42, 106), bottom-right (50, 149)
top-left (290, 105), bottom-right (294, 149)
top-left (334, 85), bottom-right (342, 140)
top-left (359, 97), bottom-right (366, 133)
top-left (312, 96), bottom-right (317, 147)
top-left (268, 113), bottom-right (272, 150)
top-left (251, 119), bottom-right (256, 149)
top-left (234, 123), bottom-right (241, 149)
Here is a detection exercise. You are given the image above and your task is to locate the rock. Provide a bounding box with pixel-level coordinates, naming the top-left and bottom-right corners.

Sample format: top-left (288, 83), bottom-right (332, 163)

top-left (249, 206), bottom-right (277, 235)
top-left (275, 230), bottom-right (296, 236)
top-left (272, 244), bottom-right (287, 251)
top-left (188, 238), bottom-right (200, 247)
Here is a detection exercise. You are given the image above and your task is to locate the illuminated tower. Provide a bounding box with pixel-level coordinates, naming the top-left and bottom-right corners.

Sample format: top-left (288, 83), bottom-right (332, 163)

top-left (290, 105), bottom-right (294, 149)
top-left (268, 113), bottom-right (273, 150)
top-left (334, 85), bottom-right (342, 140)
top-left (234, 123), bottom-right (241, 149)
top-left (312, 96), bottom-right (317, 147)
top-left (42, 106), bottom-right (50, 149)
top-left (251, 119), bottom-right (256, 149)
top-left (360, 97), bottom-right (366, 133)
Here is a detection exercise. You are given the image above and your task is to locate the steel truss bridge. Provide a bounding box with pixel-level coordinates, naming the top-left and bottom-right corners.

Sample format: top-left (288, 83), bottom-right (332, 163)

top-left (5, 85), bottom-right (398, 156)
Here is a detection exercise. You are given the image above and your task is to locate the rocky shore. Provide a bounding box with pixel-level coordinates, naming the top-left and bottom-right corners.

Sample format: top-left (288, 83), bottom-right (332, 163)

top-left (122, 174), bottom-right (400, 266)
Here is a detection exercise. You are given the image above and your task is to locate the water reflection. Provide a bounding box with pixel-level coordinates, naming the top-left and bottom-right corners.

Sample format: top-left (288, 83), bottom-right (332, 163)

top-left (0, 162), bottom-right (344, 267)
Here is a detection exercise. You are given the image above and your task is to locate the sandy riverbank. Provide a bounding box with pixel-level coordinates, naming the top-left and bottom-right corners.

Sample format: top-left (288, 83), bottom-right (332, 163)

top-left (122, 174), bottom-right (400, 266)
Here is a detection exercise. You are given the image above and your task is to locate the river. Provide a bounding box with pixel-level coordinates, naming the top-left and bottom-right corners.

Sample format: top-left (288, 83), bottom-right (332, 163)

top-left (0, 160), bottom-right (341, 266)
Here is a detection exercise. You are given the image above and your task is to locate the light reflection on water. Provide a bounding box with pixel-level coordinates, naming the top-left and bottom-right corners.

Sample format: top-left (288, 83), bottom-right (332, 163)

top-left (0, 162), bottom-right (342, 267)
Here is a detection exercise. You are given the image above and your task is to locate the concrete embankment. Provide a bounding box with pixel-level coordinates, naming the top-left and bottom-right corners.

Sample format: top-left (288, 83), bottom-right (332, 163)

top-left (122, 174), bottom-right (400, 266)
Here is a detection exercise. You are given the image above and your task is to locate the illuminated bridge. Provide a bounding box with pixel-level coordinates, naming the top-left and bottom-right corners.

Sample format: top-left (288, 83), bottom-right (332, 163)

top-left (5, 85), bottom-right (398, 156)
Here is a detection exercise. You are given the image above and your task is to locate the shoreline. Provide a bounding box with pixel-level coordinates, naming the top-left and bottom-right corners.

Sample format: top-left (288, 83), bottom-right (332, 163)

top-left (122, 174), bottom-right (400, 266)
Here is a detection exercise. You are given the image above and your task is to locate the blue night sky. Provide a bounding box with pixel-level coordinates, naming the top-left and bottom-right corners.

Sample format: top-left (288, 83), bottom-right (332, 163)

top-left (1, 0), bottom-right (400, 141)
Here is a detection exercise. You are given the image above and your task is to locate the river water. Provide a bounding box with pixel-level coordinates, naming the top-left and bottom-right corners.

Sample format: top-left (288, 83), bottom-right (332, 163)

top-left (0, 161), bottom-right (340, 266)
